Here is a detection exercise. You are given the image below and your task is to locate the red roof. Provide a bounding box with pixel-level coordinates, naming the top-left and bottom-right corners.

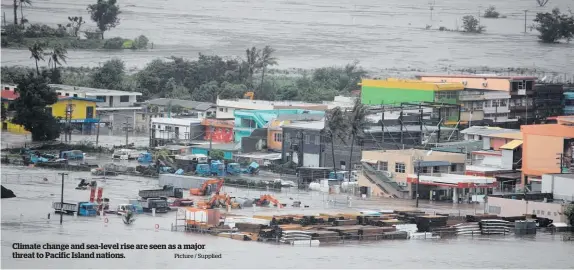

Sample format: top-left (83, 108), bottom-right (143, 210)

top-left (1, 90), bottom-right (19, 101)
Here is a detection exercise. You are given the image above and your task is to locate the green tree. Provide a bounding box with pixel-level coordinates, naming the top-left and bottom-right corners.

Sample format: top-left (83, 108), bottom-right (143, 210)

top-left (66, 16), bottom-right (86, 37)
top-left (534, 8), bottom-right (574, 43)
top-left (325, 106), bottom-right (348, 174)
top-left (11, 72), bottom-right (61, 141)
top-left (346, 99), bottom-right (368, 182)
top-left (19, 0), bottom-right (31, 25)
top-left (13, 0), bottom-right (18, 25)
top-left (90, 58), bottom-right (125, 89)
top-left (47, 45), bottom-right (68, 71)
top-left (462, 15), bottom-right (485, 33)
top-left (87, 0), bottom-right (121, 39)
top-left (28, 41), bottom-right (45, 75)
top-left (245, 47), bottom-right (259, 88)
top-left (258, 45), bottom-right (278, 91)
top-left (210, 149), bottom-right (225, 160)
top-left (483, 6), bottom-right (500, 19)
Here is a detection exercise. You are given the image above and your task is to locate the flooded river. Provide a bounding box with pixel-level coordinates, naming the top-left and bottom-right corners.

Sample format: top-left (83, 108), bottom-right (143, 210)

top-left (1, 165), bottom-right (573, 268)
top-left (2, 0), bottom-right (574, 78)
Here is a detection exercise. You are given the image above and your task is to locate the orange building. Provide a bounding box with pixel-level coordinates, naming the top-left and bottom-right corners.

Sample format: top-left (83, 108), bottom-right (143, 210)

top-left (521, 116), bottom-right (574, 185)
top-left (267, 120), bottom-right (291, 151)
top-left (201, 119), bottom-right (234, 143)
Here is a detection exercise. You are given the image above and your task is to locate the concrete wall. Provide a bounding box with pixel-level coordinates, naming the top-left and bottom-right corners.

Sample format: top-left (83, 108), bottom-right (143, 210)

top-left (418, 76), bottom-right (511, 92)
top-left (542, 174), bottom-right (574, 201)
top-left (487, 196), bottom-right (567, 222)
top-left (522, 124), bottom-right (574, 178)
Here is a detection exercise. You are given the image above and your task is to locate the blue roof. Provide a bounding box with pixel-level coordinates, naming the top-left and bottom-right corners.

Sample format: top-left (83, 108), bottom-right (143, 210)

top-left (58, 97), bottom-right (103, 103)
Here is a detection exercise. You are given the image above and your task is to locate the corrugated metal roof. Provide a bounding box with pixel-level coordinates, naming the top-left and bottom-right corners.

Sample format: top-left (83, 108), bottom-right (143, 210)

top-left (488, 132), bottom-right (522, 140)
top-left (146, 98), bottom-right (214, 111)
top-left (499, 140), bottom-right (523, 150)
top-left (460, 126), bottom-right (519, 136)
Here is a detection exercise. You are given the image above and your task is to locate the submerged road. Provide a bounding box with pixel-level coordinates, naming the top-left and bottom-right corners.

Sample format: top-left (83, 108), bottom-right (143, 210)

top-left (1, 165), bottom-right (573, 268)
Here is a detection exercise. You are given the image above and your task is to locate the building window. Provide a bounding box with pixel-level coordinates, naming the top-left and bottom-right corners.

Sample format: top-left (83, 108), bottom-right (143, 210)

top-left (433, 166), bottom-right (440, 173)
top-left (499, 99), bottom-right (507, 106)
top-left (395, 163), bottom-right (405, 173)
top-left (57, 92), bottom-right (62, 96)
top-left (484, 100), bottom-right (490, 107)
top-left (304, 134), bottom-right (310, 144)
top-left (340, 161), bottom-right (346, 170)
top-left (165, 126), bottom-right (172, 131)
top-left (152, 125), bottom-right (156, 129)
top-left (274, 133), bottom-right (282, 142)
top-left (451, 164), bottom-right (457, 172)
top-left (314, 135), bottom-right (320, 145)
top-left (379, 161), bottom-right (388, 171)
top-left (73, 94), bottom-right (78, 97)
top-left (225, 108), bottom-right (228, 112)
top-left (284, 133), bottom-right (290, 142)
top-left (96, 96), bottom-right (106, 102)
top-left (65, 93), bottom-right (69, 96)
top-left (219, 108), bottom-right (224, 112)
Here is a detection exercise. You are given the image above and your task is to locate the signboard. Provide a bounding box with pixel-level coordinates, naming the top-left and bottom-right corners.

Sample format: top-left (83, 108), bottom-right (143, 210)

top-left (518, 89), bottom-right (526, 96)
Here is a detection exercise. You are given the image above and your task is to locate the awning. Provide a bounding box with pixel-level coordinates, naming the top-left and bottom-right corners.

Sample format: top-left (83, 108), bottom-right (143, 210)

top-left (416, 161), bottom-right (451, 167)
top-left (500, 140), bottom-right (523, 150)
top-left (361, 159), bottom-right (379, 164)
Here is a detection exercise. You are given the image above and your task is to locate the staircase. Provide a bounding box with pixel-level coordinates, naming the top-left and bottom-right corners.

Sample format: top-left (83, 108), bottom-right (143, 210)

top-left (361, 162), bottom-right (409, 199)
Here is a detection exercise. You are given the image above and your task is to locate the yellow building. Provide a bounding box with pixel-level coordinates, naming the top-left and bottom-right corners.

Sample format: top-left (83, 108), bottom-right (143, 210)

top-left (267, 120), bottom-right (291, 151)
top-left (49, 97), bottom-right (102, 133)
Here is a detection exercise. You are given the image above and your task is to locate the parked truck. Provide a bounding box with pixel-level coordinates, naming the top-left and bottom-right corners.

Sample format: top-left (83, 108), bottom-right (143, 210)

top-left (138, 185), bottom-right (183, 199)
top-left (226, 163), bottom-right (242, 175)
top-left (196, 160), bottom-right (226, 177)
top-left (139, 198), bottom-right (170, 213)
top-left (52, 202), bottom-right (98, 216)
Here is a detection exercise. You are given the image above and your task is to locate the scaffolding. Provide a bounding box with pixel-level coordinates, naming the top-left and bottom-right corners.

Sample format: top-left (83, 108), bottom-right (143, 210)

top-left (364, 102), bottom-right (463, 150)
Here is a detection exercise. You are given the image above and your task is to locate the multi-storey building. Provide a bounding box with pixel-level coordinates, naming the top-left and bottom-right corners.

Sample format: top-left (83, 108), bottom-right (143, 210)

top-left (416, 74), bottom-right (536, 127)
top-left (564, 85), bottom-right (574, 116)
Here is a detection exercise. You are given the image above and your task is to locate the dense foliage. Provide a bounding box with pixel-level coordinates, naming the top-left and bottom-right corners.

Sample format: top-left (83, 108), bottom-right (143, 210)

top-left (1, 53), bottom-right (365, 104)
top-left (11, 72), bottom-right (61, 141)
top-left (87, 0), bottom-right (121, 39)
top-left (534, 8), bottom-right (574, 43)
top-left (565, 204), bottom-right (574, 227)
top-left (483, 6), bottom-right (500, 19)
top-left (462, 15), bottom-right (485, 33)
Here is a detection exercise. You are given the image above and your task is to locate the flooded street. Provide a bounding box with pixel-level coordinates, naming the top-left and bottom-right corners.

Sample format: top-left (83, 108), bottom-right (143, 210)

top-left (2, 0), bottom-right (574, 78)
top-left (2, 165), bottom-right (574, 268)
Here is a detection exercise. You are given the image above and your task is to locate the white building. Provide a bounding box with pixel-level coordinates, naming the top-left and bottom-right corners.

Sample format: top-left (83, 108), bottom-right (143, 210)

top-left (459, 90), bottom-right (517, 124)
top-left (150, 118), bottom-right (202, 146)
top-left (215, 98), bottom-right (328, 119)
top-left (49, 84), bottom-right (142, 110)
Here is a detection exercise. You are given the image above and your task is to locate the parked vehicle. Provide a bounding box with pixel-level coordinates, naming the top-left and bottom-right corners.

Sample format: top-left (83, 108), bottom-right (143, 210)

top-left (227, 163), bottom-right (242, 175)
top-left (139, 198), bottom-right (170, 213)
top-left (52, 202), bottom-right (98, 216)
top-left (138, 185), bottom-right (183, 199)
top-left (242, 162), bottom-right (260, 175)
top-left (60, 150), bottom-right (85, 160)
top-left (137, 152), bottom-right (153, 164)
top-left (112, 149), bottom-right (139, 160)
top-left (169, 198), bottom-right (194, 207)
top-left (210, 160), bottom-right (226, 176)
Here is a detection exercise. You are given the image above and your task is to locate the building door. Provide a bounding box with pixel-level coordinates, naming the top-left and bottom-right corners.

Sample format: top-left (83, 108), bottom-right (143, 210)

top-left (109, 96), bottom-right (114, 107)
top-left (175, 127), bottom-right (180, 139)
top-left (86, 106), bottom-right (94, 119)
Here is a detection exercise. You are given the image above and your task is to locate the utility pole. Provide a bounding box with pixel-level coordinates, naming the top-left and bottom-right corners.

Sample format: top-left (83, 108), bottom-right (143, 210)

top-left (58, 173), bottom-right (68, 225)
top-left (208, 125), bottom-right (213, 157)
top-left (415, 159), bottom-right (421, 208)
top-left (66, 101), bottom-right (74, 143)
top-left (524, 9), bottom-right (528, 34)
top-left (95, 111), bottom-right (100, 147)
top-left (122, 116), bottom-right (133, 147)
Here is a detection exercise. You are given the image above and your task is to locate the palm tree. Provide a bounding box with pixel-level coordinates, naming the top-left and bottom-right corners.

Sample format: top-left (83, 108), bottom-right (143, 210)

top-left (325, 107), bottom-right (348, 175)
top-left (245, 47), bottom-right (259, 88)
top-left (19, 0), bottom-right (31, 25)
top-left (28, 41), bottom-right (45, 75)
top-left (13, 0), bottom-right (18, 25)
top-left (47, 45), bottom-right (68, 71)
top-left (346, 98), bottom-right (368, 182)
top-left (258, 45), bottom-right (278, 90)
